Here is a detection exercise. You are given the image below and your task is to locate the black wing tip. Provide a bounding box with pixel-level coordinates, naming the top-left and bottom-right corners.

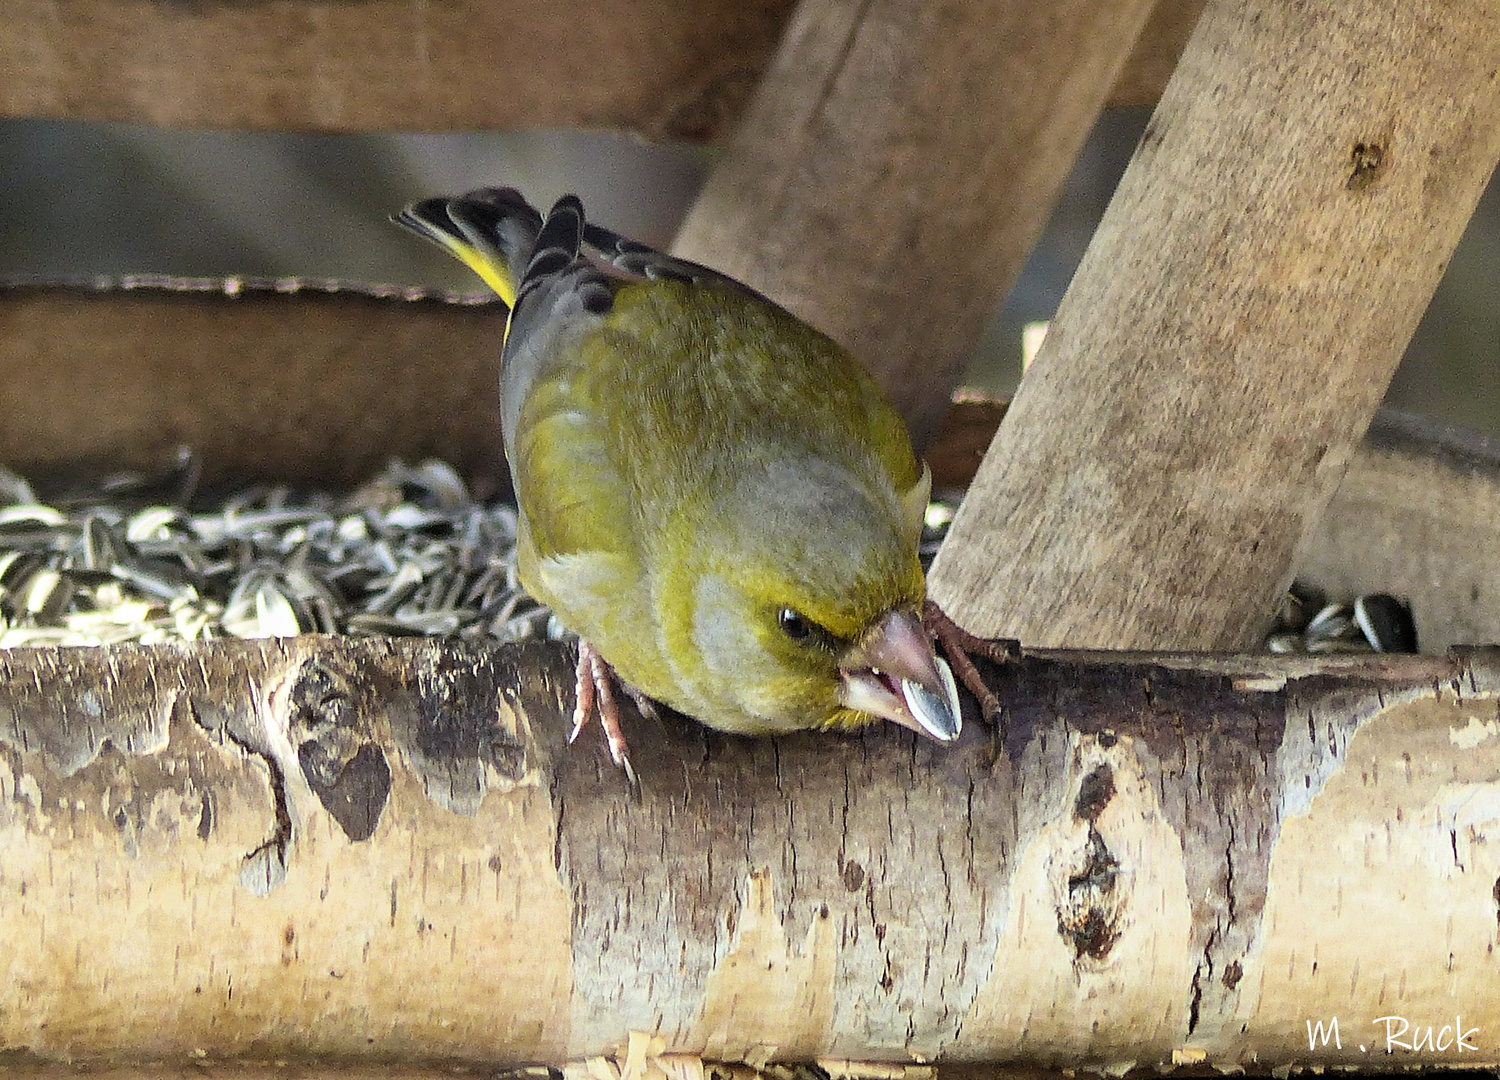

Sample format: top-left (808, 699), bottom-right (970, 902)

top-left (547, 193), bottom-right (585, 217)
top-left (398, 187), bottom-right (744, 299)
top-left (455, 187), bottom-right (543, 225)
top-left (391, 188), bottom-right (543, 231)
top-left (394, 188), bottom-right (583, 247)
top-left (390, 200), bottom-right (468, 256)
top-left (523, 195), bottom-right (589, 281)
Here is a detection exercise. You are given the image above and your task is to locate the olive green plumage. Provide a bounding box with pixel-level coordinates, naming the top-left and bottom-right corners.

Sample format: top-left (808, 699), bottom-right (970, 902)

top-left (395, 188), bottom-right (957, 741)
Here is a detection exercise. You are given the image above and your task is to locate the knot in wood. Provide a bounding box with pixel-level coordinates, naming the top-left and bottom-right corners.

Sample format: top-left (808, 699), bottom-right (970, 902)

top-left (1347, 139), bottom-right (1390, 191)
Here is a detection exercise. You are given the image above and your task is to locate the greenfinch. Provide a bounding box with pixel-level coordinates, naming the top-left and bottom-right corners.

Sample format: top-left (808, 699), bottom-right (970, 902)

top-left (396, 188), bottom-right (984, 778)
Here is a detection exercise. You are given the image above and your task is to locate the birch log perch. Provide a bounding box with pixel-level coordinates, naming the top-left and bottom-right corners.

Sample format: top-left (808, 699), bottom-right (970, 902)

top-left (928, 0), bottom-right (1500, 651)
top-left (6, 637), bottom-right (1500, 1070)
top-left (671, 0), bottom-right (1161, 447)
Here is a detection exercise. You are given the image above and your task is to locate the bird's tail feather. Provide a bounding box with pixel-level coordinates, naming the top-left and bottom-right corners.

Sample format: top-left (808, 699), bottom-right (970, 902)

top-left (515, 195), bottom-right (587, 305)
top-left (392, 187), bottom-right (544, 308)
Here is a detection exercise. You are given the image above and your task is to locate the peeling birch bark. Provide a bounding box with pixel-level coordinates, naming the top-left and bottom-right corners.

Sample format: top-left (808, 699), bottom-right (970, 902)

top-left (3, 638), bottom-right (1500, 1070)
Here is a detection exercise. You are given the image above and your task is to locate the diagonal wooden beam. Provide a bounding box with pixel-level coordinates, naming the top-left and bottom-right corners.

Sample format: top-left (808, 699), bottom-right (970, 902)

top-left (929, 0), bottom-right (1500, 650)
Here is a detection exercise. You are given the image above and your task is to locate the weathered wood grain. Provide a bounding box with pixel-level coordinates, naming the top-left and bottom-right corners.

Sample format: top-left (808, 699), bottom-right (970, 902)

top-left (928, 0), bottom-right (1500, 650)
top-left (0, 0), bottom-right (793, 140)
top-left (4, 636), bottom-right (1500, 1069)
top-left (0, 0), bottom-right (1202, 136)
top-left (0, 281), bottom-right (510, 492)
top-left (928, 405), bottom-right (1500, 654)
top-left (670, 0), bottom-right (1162, 447)
top-left (1107, 0), bottom-right (1206, 108)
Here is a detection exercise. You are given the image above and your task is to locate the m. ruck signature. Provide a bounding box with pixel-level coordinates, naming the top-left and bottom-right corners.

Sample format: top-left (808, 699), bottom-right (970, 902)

top-left (1307, 1016), bottom-right (1479, 1054)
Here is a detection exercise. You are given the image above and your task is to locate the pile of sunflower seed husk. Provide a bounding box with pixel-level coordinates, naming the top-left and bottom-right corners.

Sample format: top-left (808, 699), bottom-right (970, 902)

top-left (8, 452), bottom-right (1393, 658)
top-left (0, 451), bottom-right (964, 652)
top-left (0, 454), bottom-right (568, 649)
top-left (1266, 583), bottom-right (1418, 654)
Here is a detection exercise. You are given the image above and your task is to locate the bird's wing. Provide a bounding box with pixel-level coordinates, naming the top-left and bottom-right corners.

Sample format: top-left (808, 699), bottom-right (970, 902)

top-left (582, 221), bottom-right (752, 295)
top-left (504, 201), bottom-right (669, 667)
top-left (586, 220), bottom-right (931, 532)
top-left (397, 190), bottom-right (644, 607)
top-left (504, 198), bottom-right (640, 564)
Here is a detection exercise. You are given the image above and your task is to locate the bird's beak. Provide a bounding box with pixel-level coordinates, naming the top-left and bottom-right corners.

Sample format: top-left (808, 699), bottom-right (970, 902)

top-left (838, 608), bottom-right (962, 741)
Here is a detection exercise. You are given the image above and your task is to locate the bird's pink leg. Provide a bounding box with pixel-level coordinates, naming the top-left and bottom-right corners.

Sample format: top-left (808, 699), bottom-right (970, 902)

top-left (570, 639), bottom-right (640, 786)
top-left (922, 599), bottom-right (1019, 726)
top-left (568, 648), bottom-right (596, 745)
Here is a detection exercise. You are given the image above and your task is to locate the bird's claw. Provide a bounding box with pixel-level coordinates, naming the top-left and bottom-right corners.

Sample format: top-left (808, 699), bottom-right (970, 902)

top-left (573, 639), bottom-right (641, 788)
top-left (923, 599), bottom-right (1018, 727)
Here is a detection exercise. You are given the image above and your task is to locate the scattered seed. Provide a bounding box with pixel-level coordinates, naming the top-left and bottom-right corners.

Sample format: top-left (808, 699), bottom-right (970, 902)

top-left (0, 455), bottom-right (571, 650)
top-left (1266, 583), bottom-right (1418, 654)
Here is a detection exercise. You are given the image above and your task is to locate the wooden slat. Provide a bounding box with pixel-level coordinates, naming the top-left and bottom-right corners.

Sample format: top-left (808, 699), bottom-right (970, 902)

top-left (929, 405), bottom-right (1500, 654)
top-left (0, 0), bottom-right (1201, 135)
top-left (1107, 0), bottom-right (1206, 108)
top-left (0, 0), bottom-right (795, 138)
top-left (928, 0), bottom-right (1500, 651)
top-left (0, 281), bottom-right (510, 492)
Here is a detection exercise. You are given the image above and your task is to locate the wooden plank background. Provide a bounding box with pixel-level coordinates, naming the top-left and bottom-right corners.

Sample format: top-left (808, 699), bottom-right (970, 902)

top-left (1, 0), bottom-right (1205, 136)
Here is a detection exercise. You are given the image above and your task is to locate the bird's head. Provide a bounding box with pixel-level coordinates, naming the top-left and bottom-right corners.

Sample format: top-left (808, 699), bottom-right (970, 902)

top-left (660, 456), bottom-right (962, 741)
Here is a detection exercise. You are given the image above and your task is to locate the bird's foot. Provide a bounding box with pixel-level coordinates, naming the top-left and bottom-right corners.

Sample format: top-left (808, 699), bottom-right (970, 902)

top-left (569, 639), bottom-right (640, 788)
top-left (621, 683), bottom-right (661, 724)
top-left (922, 599), bottom-right (1019, 727)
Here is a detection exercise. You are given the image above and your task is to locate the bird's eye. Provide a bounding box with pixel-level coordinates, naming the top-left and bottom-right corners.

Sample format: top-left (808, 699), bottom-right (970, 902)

top-left (778, 607), bottom-right (816, 643)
